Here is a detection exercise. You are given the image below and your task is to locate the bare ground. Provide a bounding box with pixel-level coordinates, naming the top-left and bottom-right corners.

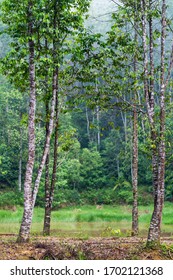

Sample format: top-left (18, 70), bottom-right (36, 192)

top-left (0, 235), bottom-right (173, 260)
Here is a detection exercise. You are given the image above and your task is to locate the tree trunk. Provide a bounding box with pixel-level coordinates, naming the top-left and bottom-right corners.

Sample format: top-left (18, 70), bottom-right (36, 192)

top-left (96, 105), bottom-right (101, 148)
top-left (17, 1), bottom-right (57, 242)
top-left (147, 0), bottom-right (166, 246)
top-left (18, 62), bottom-right (57, 243)
top-left (43, 152), bottom-right (51, 235)
top-left (32, 67), bottom-right (57, 207)
top-left (18, 126), bottom-right (23, 192)
top-left (121, 111), bottom-right (127, 144)
top-left (43, 2), bottom-right (59, 236)
top-left (43, 101), bottom-right (51, 235)
top-left (17, 0), bottom-right (36, 243)
top-left (131, 73), bottom-right (138, 236)
top-left (86, 106), bottom-right (91, 143)
top-left (43, 68), bottom-right (59, 235)
top-left (132, 107), bottom-right (138, 236)
top-left (132, 17), bottom-right (138, 236)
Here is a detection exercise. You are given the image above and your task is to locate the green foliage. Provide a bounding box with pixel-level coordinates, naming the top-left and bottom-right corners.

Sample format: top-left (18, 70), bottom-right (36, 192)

top-left (36, 184), bottom-right (153, 208)
top-left (79, 148), bottom-right (105, 189)
top-left (0, 191), bottom-right (23, 208)
top-left (0, 80), bottom-right (28, 188)
top-left (81, 188), bottom-right (116, 205)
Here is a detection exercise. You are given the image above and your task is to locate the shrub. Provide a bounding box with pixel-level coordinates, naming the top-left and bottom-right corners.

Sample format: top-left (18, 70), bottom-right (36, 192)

top-left (81, 188), bottom-right (116, 205)
top-left (0, 191), bottom-right (23, 208)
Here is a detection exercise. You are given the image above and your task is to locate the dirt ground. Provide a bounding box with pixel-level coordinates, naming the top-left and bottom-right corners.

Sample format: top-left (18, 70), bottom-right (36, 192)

top-left (0, 235), bottom-right (173, 260)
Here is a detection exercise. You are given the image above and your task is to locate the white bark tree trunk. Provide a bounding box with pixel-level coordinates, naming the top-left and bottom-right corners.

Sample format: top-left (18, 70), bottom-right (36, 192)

top-left (147, 0), bottom-right (166, 246)
top-left (17, 1), bottom-right (57, 243)
top-left (132, 19), bottom-right (138, 236)
top-left (18, 126), bottom-right (23, 192)
top-left (17, 1), bottom-right (36, 242)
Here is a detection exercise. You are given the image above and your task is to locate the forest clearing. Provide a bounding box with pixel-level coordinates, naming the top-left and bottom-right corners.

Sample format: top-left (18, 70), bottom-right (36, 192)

top-left (1, 0), bottom-right (173, 260)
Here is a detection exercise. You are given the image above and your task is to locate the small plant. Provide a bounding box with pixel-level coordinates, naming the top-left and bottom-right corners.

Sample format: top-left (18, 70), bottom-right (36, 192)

top-left (78, 251), bottom-right (86, 260)
top-left (101, 226), bottom-right (121, 237)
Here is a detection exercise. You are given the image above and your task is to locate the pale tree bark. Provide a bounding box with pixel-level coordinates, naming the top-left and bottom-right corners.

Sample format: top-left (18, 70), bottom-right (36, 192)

top-left (86, 106), bottom-right (91, 142)
top-left (18, 63), bottom-right (57, 243)
top-left (18, 126), bottom-right (23, 192)
top-left (32, 0), bottom-right (59, 206)
top-left (148, 1), bottom-right (159, 200)
top-left (132, 104), bottom-right (138, 236)
top-left (141, 0), bottom-right (160, 246)
top-left (17, 1), bottom-right (57, 243)
top-left (96, 105), bottom-right (101, 148)
top-left (43, 101), bottom-right (51, 235)
top-left (17, 0), bottom-right (36, 243)
top-left (121, 111), bottom-right (127, 144)
top-left (132, 10), bottom-right (138, 236)
top-left (42, 34), bottom-right (51, 235)
top-left (43, 2), bottom-right (59, 236)
top-left (42, 34), bottom-right (50, 233)
top-left (43, 68), bottom-right (59, 235)
top-left (32, 69), bottom-right (57, 207)
top-left (44, 155), bottom-right (51, 235)
top-left (140, 0), bottom-right (170, 246)
top-left (147, 0), bottom-right (166, 245)
top-left (95, 78), bottom-right (101, 149)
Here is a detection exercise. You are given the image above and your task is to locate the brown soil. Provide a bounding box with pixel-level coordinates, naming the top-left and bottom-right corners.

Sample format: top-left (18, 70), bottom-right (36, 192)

top-left (0, 236), bottom-right (173, 260)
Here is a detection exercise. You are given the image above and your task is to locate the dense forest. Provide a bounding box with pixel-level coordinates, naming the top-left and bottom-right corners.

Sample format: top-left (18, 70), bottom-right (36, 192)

top-left (0, 0), bottom-right (173, 249)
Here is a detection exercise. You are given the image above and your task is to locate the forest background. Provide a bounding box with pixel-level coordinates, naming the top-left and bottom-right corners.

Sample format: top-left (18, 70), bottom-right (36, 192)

top-left (0, 0), bottom-right (143, 208)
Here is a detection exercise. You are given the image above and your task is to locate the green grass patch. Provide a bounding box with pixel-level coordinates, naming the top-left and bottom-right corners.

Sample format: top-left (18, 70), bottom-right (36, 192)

top-left (0, 203), bottom-right (172, 237)
top-left (0, 207), bottom-right (23, 223)
top-left (51, 205), bottom-right (132, 222)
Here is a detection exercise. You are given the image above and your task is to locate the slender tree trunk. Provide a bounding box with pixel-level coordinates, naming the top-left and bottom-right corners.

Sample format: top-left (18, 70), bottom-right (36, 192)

top-left (131, 75), bottom-right (138, 237)
top-left (121, 111), bottom-right (127, 144)
top-left (42, 33), bottom-right (50, 235)
top-left (43, 101), bottom-right (51, 235)
top-left (18, 158), bottom-right (22, 192)
top-left (132, 107), bottom-right (138, 236)
top-left (147, 0), bottom-right (166, 246)
top-left (17, 0), bottom-right (36, 243)
top-left (17, 2), bottom-right (57, 242)
top-left (32, 0), bottom-right (59, 203)
top-left (43, 153), bottom-right (51, 235)
top-left (140, 0), bottom-right (169, 246)
top-left (96, 105), bottom-right (101, 148)
top-left (18, 61), bottom-right (57, 243)
top-left (141, 0), bottom-right (159, 246)
top-left (43, 2), bottom-right (59, 235)
top-left (18, 126), bottom-right (23, 192)
top-left (32, 68), bottom-right (57, 207)
top-left (132, 15), bottom-right (138, 236)
top-left (148, 0), bottom-right (159, 199)
top-left (43, 68), bottom-right (59, 235)
top-left (86, 106), bottom-right (91, 143)
top-left (95, 78), bottom-right (101, 149)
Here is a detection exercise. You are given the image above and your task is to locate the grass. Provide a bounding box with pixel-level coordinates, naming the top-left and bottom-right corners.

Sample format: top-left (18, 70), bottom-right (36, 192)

top-left (0, 203), bottom-right (172, 238)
